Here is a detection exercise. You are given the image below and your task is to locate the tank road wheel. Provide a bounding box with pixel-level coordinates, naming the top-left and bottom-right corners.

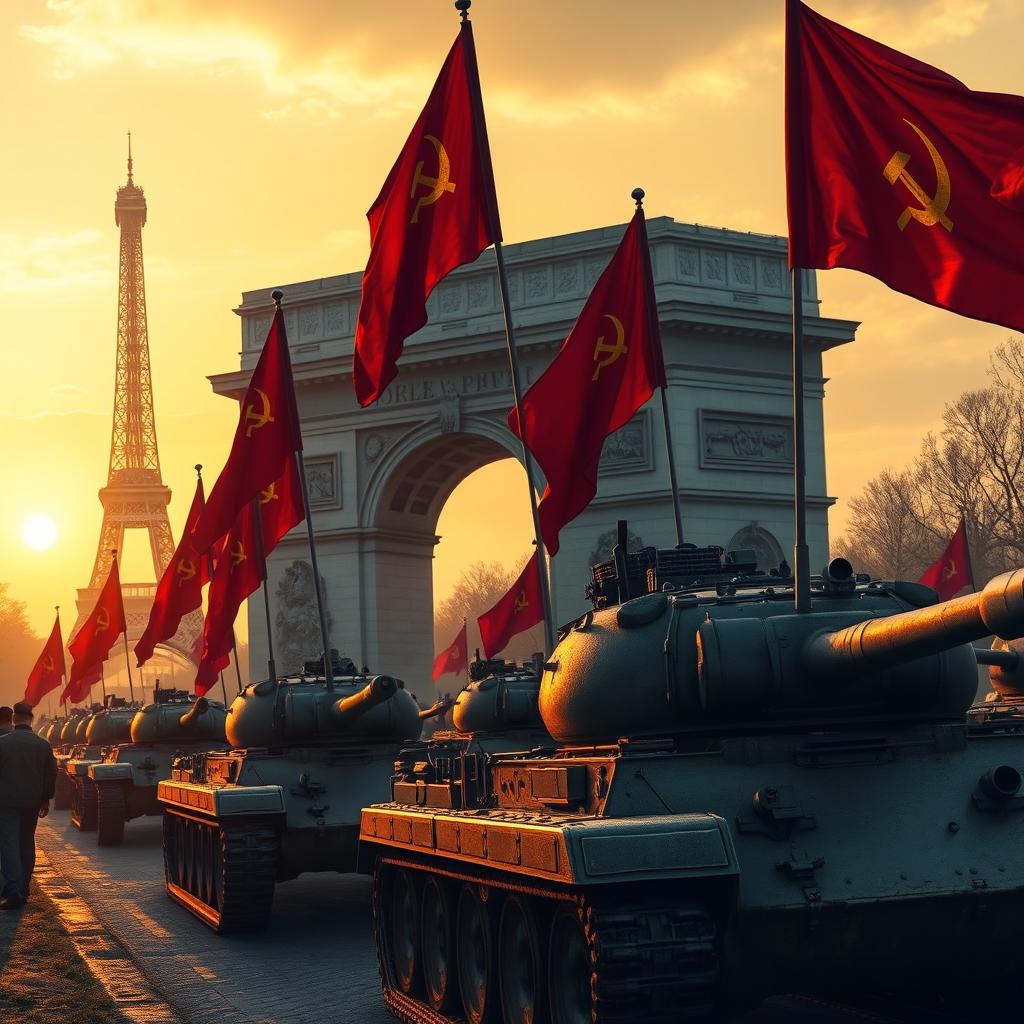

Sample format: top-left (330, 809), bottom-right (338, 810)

top-left (162, 811), bottom-right (277, 933)
top-left (499, 894), bottom-right (549, 1024)
top-left (548, 896), bottom-right (720, 1024)
top-left (95, 783), bottom-right (126, 846)
top-left (71, 778), bottom-right (97, 832)
top-left (377, 865), bottom-right (422, 997)
top-left (53, 771), bottom-right (72, 811)
top-left (419, 875), bottom-right (456, 1012)
top-left (456, 883), bottom-right (498, 1024)
top-left (548, 903), bottom-right (592, 1024)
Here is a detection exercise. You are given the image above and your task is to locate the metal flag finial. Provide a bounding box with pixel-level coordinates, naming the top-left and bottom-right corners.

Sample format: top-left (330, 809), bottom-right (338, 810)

top-left (272, 289), bottom-right (284, 309)
top-left (632, 187), bottom-right (645, 208)
top-left (195, 463), bottom-right (203, 477)
top-left (455, 0), bottom-right (471, 21)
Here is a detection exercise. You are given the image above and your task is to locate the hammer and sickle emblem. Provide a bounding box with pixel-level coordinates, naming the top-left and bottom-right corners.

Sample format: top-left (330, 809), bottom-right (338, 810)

top-left (244, 388), bottom-right (275, 438)
top-left (513, 590), bottom-right (529, 614)
top-left (942, 559), bottom-right (957, 581)
top-left (410, 135), bottom-right (456, 224)
top-left (260, 482), bottom-right (279, 504)
top-left (230, 540), bottom-right (246, 568)
top-left (882, 119), bottom-right (953, 233)
top-left (592, 314), bottom-right (628, 381)
top-left (177, 558), bottom-right (197, 585)
top-left (42, 655), bottom-right (54, 673)
top-left (95, 608), bottom-right (110, 634)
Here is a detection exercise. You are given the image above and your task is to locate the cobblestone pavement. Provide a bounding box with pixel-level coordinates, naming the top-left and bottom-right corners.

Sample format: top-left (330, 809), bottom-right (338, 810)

top-left (37, 810), bottom-right (392, 1024)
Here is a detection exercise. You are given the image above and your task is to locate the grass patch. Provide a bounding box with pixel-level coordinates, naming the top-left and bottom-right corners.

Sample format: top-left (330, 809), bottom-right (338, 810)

top-left (0, 881), bottom-right (125, 1024)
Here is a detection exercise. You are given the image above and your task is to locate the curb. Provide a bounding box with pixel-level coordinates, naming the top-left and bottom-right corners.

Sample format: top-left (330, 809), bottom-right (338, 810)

top-left (34, 850), bottom-right (185, 1024)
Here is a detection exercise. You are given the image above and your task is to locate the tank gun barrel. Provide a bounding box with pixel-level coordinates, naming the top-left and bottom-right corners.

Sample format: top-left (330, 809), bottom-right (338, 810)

top-left (804, 569), bottom-right (1024, 679)
top-left (178, 698), bottom-right (209, 730)
top-left (418, 696), bottom-right (455, 721)
top-left (976, 647), bottom-right (1020, 670)
top-left (330, 675), bottom-right (398, 726)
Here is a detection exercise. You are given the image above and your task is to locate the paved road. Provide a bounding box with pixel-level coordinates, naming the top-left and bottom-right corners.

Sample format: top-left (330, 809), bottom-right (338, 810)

top-left (38, 810), bottom-right (393, 1024)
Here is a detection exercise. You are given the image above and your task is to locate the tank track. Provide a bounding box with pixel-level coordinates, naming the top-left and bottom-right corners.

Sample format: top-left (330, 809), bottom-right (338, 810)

top-left (163, 810), bottom-right (278, 933)
top-left (374, 854), bottom-right (719, 1024)
top-left (53, 770), bottom-right (72, 811)
top-left (95, 783), bottom-right (126, 847)
top-left (71, 778), bottom-right (97, 831)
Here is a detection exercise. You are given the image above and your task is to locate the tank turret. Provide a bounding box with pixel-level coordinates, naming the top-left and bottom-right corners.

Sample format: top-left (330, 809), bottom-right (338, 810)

top-left (85, 705), bottom-right (138, 746)
top-left (225, 673), bottom-right (421, 748)
top-left (540, 564), bottom-right (1024, 743)
top-left (129, 692), bottom-right (228, 744)
top-left (450, 656), bottom-right (544, 733)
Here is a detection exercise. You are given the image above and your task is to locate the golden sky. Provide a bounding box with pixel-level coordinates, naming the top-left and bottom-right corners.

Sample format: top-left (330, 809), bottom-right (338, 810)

top-left (2, 0), bottom-right (1020, 637)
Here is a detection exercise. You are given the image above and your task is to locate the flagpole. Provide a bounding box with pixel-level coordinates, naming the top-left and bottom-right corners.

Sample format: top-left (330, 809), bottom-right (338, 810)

top-left (633, 188), bottom-right (685, 547)
top-left (272, 289), bottom-right (334, 691)
top-left (230, 632), bottom-right (244, 693)
top-left (458, 0), bottom-right (556, 655)
top-left (251, 497), bottom-right (278, 684)
top-left (100, 663), bottom-right (107, 704)
top-left (112, 548), bottom-right (136, 703)
top-left (791, 268), bottom-right (810, 614)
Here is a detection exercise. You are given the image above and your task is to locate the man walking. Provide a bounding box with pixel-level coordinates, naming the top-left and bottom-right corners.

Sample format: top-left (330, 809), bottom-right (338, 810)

top-left (0, 702), bottom-right (56, 909)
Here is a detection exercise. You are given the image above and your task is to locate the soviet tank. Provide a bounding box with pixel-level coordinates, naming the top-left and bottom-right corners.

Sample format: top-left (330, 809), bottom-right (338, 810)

top-left (158, 651), bottom-right (440, 933)
top-left (66, 699), bottom-right (138, 831)
top-left (359, 527), bottom-right (1024, 1023)
top-left (88, 687), bottom-right (229, 846)
top-left (53, 706), bottom-right (100, 811)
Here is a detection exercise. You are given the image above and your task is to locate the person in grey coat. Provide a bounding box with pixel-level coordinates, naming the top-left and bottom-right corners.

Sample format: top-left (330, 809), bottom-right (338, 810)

top-left (0, 701), bottom-right (56, 908)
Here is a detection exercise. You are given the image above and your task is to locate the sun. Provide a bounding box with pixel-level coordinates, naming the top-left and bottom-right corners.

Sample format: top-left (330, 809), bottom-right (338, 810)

top-left (21, 514), bottom-right (59, 552)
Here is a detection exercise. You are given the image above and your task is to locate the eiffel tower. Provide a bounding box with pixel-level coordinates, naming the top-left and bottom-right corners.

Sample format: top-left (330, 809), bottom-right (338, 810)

top-left (72, 139), bottom-right (201, 670)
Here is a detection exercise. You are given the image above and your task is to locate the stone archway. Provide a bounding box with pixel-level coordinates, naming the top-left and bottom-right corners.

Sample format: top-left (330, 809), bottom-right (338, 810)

top-left (220, 214), bottom-right (857, 694)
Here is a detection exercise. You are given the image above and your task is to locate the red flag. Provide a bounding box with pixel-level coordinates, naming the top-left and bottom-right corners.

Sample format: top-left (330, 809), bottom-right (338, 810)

top-left (258, 455), bottom-right (304, 556)
top-left (478, 555), bottom-right (543, 660)
top-left (24, 612), bottom-right (66, 706)
top-left (509, 210), bottom-right (665, 555)
top-left (787, 0), bottom-right (1024, 331)
top-left (63, 559), bottom-right (127, 704)
top-left (135, 476), bottom-right (211, 667)
top-left (353, 21), bottom-right (498, 407)
top-left (919, 518), bottom-right (973, 601)
top-left (192, 308), bottom-right (302, 555)
top-left (432, 622), bottom-right (468, 681)
top-left (195, 501), bottom-right (266, 696)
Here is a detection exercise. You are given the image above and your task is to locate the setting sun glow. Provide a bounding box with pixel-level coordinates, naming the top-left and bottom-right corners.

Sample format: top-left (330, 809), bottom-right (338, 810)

top-left (20, 514), bottom-right (59, 552)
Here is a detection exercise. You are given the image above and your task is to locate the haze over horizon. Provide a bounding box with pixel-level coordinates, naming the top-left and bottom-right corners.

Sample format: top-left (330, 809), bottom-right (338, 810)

top-left (3, 0), bottom-right (1020, 636)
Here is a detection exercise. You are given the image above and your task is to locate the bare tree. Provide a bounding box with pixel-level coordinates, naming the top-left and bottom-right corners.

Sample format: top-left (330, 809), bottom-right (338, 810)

top-left (0, 584), bottom-right (41, 707)
top-left (433, 553), bottom-right (542, 677)
top-left (836, 337), bottom-right (1024, 584)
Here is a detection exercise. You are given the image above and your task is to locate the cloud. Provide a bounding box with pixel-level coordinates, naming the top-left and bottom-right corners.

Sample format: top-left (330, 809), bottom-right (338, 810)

top-left (48, 383), bottom-right (88, 398)
top-left (18, 0), bottom-right (998, 128)
top-left (0, 228), bottom-right (112, 293)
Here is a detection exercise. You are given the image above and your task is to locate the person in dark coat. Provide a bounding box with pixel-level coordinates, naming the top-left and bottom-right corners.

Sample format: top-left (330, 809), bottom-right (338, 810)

top-left (0, 702), bottom-right (57, 908)
top-left (0, 707), bottom-right (13, 737)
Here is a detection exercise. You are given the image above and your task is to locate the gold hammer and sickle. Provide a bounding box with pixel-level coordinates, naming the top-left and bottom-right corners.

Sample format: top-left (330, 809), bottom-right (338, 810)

top-left (882, 119), bottom-right (953, 232)
top-left (177, 558), bottom-right (197, 585)
top-left (410, 135), bottom-right (457, 224)
top-left (244, 388), bottom-right (275, 438)
top-left (95, 608), bottom-right (110, 634)
top-left (260, 482), bottom-right (279, 504)
top-left (513, 590), bottom-right (529, 613)
top-left (942, 559), bottom-right (957, 581)
top-left (230, 540), bottom-right (246, 568)
top-left (592, 314), bottom-right (628, 381)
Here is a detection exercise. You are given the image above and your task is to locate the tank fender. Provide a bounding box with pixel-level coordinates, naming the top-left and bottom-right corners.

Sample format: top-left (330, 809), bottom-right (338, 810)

top-left (157, 779), bottom-right (286, 820)
top-left (88, 762), bottom-right (133, 783)
top-left (68, 758), bottom-right (102, 777)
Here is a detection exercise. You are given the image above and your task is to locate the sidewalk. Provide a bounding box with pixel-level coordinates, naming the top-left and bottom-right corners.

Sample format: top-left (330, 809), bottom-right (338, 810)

top-left (0, 849), bottom-right (178, 1024)
top-left (36, 811), bottom-right (391, 1024)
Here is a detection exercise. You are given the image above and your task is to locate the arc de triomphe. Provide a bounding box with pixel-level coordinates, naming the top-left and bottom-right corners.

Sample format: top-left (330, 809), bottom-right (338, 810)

top-left (213, 217), bottom-right (857, 692)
